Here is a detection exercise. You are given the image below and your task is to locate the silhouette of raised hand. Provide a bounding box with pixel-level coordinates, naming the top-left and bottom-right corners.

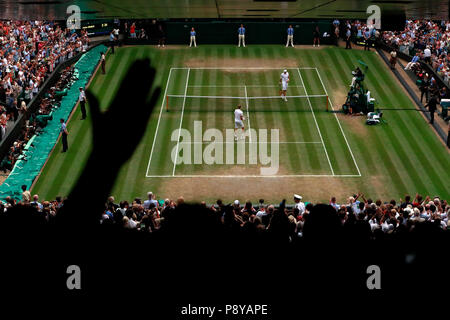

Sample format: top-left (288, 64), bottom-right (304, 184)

top-left (86, 58), bottom-right (160, 164)
top-left (62, 58), bottom-right (161, 224)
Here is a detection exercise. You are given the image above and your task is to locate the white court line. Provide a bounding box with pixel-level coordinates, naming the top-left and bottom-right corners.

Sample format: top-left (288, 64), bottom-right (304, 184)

top-left (175, 141), bottom-right (322, 144)
top-left (244, 85), bottom-right (252, 142)
top-left (166, 94), bottom-right (327, 99)
top-left (171, 67), bottom-right (318, 70)
top-left (314, 67), bottom-right (362, 177)
top-left (145, 68), bottom-right (173, 177)
top-left (188, 85), bottom-right (304, 88)
top-left (297, 68), bottom-right (335, 176)
top-left (146, 174), bottom-right (362, 178)
top-left (172, 68), bottom-right (190, 176)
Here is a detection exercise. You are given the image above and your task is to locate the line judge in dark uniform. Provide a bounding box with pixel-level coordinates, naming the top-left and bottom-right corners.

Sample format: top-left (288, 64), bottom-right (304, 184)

top-left (79, 87), bottom-right (87, 119)
top-left (424, 94), bottom-right (438, 124)
top-left (60, 118), bottom-right (69, 152)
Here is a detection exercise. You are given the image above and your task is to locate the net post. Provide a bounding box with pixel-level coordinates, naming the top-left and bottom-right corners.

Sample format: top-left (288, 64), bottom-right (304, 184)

top-left (166, 95), bottom-right (169, 112)
top-left (326, 95), bottom-right (329, 112)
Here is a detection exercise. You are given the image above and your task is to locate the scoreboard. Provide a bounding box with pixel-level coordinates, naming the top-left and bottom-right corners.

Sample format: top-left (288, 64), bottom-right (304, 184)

top-left (81, 19), bottom-right (115, 36)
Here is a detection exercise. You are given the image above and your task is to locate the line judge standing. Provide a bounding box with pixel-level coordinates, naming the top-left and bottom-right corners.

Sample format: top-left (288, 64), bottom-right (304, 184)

top-left (238, 24), bottom-right (246, 47)
top-left (189, 27), bottom-right (197, 47)
top-left (79, 87), bottom-right (87, 120)
top-left (60, 118), bottom-right (69, 153)
top-left (286, 25), bottom-right (294, 47)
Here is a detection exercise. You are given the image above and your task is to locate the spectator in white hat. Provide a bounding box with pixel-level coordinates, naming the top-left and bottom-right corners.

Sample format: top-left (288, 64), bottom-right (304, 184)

top-left (294, 194), bottom-right (305, 215)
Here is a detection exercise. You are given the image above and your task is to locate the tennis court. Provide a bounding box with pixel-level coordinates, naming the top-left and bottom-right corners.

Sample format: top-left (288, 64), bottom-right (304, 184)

top-left (146, 67), bottom-right (361, 177)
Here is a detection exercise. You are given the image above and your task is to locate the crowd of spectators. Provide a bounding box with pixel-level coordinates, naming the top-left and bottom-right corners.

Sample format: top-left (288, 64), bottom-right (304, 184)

top-left (382, 20), bottom-right (450, 85)
top-left (1, 189), bottom-right (447, 241)
top-left (0, 21), bottom-right (89, 172)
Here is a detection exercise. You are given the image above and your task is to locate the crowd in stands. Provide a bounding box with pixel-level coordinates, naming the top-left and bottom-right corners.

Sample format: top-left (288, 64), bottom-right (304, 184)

top-left (382, 19), bottom-right (450, 86)
top-left (0, 21), bottom-right (89, 172)
top-left (1, 189), bottom-right (447, 240)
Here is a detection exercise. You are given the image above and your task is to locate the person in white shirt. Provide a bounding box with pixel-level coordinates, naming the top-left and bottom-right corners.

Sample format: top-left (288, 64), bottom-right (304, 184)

top-left (234, 105), bottom-right (245, 140)
top-left (424, 46), bottom-right (432, 64)
top-left (280, 69), bottom-right (289, 102)
top-left (144, 191), bottom-right (159, 209)
top-left (293, 194), bottom-right (305, 215)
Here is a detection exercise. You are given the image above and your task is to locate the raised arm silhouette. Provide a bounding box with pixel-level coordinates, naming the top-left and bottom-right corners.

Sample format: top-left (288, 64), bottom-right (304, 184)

top-left (58, 58), bottom-right (161, 227)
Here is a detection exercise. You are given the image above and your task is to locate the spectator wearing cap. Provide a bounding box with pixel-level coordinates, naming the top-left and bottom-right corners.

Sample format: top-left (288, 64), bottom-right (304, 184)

top-left (294, 194), bottom-right (305, 215)
top-left (79, 87), bottom-right (86, 120)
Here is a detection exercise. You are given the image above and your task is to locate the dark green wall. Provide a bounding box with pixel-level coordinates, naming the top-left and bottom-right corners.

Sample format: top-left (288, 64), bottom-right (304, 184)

top-left (164, 21), bottom-right (334, 45)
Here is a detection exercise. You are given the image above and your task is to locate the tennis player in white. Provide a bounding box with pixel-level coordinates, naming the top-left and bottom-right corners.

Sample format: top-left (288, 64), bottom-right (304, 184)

top-left (280, 69), bottom-right (290, 101)
top-left (234, 105), bottom-right (245, 140)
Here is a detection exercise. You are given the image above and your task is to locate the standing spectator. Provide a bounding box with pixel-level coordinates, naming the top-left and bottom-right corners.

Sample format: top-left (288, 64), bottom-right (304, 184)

top-left (144, 192), bottom-right (158, 209)
top-left (390, 49), bottom-right (397, 70)
top-left (157, 23), bottom-right (165, 48)
top-left (293, 194), bottom-right (305, 215)
top-left (79, 87), bottom-right (87, 120)
top-left (189, 27), bottom-right (197, 47)
top-left (286, 25), bottom-right (294, 48)
top-left (424, 94), bottom-right (438, 124)
top-left (113, 27), bottom-right (120, 46)
top-left (313, 26), bottom-right (320, 47)
top-left (238, 24), bottom-right (246, 47)
top-left (345, 28), bottom-right (352, 49)
top-left (60, 118), bottom-right (68, 152)
top-left (130, 22), bottom-right (136, 38)
top-left (100, 52), bottom-right (106, 74)
top-left (423, 46), bottom-right (432, 64)
top-left (0, 109), bottom-right (8, 140)
top-left (363, 28), bottom-right (371, 51)
top-left (109, 31), bottom-right (116, 54)
top-left (334, 23), bottom-right (340, 46)
top-left (420, 75), bottom-right (430, 103)
top-left (21, 185), bottom-right (31, 203)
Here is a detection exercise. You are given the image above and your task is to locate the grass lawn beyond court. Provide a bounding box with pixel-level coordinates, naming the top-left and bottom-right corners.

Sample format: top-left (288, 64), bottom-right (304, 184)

top-left (32, 45), bottom-right (450, 204)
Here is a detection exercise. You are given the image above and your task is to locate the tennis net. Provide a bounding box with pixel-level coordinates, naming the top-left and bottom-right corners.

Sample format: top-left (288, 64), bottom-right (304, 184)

top-left (165, 94), bottom-right (329, 112)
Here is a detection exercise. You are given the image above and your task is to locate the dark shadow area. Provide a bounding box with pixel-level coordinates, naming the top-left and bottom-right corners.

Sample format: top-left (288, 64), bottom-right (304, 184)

top-left (0, 57), bottom-right (449, 313)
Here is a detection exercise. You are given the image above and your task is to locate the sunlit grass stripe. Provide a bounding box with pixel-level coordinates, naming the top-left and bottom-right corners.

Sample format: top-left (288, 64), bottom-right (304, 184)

top-left (91, 48), bottom-right (132, 99)
top-left (338, 49), bottom-right (411, 193)
top-left (299, 52), bottom-right (339, 174)
top-left (321, 49), bottom-right (378, 178)
top-left (366, 51), bottom-right (450, 172)
top-left (122, 50), bottom-right (171, 199)
top-left (342, 50), bottom-right (429, 193)
top-left (150, 67), bottom-right (189, 176)
top-left (265, 47), bottom-right (306, 173)
top-left (306, 51), bottom-right (357, 175)
top-left (90, 51), bottom-right (121, 95)
top-left (281, 49), bottom-right (319, 172)
top-left (100, 48), bottom-right (141, 110)
top-left (363, 53), bottom-right (448, 193)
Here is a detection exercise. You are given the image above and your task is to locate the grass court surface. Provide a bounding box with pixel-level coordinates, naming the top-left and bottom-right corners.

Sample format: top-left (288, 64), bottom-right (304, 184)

top-left (32, 45), bottom-right (450, 203)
